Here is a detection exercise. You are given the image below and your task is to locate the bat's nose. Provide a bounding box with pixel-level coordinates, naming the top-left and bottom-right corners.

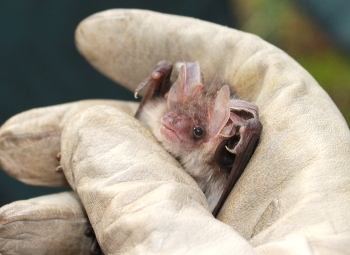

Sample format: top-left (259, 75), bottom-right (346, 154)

top-left (163, 115), bottom-right (182, 126)
top-left (162, 113), bottom-right (190, 128)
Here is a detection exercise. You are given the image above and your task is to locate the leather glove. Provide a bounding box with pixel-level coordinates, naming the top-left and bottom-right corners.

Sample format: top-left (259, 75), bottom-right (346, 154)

top-left (1, 9), bottom-right (350, 255)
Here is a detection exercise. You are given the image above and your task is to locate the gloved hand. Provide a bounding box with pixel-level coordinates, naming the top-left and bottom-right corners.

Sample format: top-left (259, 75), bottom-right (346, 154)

top-left (1, 9), bottom-right (350, 255)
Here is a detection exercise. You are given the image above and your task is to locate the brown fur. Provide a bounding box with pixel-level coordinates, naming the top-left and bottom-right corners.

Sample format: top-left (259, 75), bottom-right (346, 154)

top-left (138, 88), bottom-right (231, 211)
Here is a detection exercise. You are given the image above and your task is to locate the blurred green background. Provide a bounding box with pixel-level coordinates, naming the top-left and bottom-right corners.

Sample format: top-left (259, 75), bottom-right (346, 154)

top-left (232, 0), bottom-right (350, 122)
top-left (0, 0), bottom-right (349, 207)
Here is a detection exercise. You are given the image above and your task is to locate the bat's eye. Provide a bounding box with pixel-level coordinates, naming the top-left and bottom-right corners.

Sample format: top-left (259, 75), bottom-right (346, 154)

top-left (193, 126), bottom-right (204, 138)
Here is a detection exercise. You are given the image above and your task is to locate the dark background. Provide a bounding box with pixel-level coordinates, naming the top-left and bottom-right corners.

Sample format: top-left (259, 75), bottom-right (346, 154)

top-left (0, 0), bottom-right (349, 206)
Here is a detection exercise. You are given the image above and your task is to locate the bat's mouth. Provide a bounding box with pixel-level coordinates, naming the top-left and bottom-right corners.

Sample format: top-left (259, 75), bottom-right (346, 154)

top-left (160, 124), bottom-right (181, 144)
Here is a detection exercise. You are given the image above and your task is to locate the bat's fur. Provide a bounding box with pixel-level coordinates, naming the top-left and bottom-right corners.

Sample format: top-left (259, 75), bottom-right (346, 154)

top-left (138, 83), bottom-right (232, 211)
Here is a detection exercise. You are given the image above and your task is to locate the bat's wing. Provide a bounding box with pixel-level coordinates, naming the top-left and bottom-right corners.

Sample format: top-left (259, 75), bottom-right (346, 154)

top-left (134, 61), bottom-right (173, 119)
top-left (212, 100), bottom-right (262, 217)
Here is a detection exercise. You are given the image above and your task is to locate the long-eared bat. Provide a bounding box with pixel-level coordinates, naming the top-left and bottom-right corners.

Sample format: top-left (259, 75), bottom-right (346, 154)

top-left (135, 61), bottom-right (262, 216)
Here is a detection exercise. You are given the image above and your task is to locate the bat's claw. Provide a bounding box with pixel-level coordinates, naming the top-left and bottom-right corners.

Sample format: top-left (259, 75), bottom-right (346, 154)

top-left (134, 61), bottom-right (173, 119)
top-left (55, 152), bottom-right (61, 162)
top-left (54, 152), bottom-right (64, 173)
top-left (134, 70), bottom-right (164, 98)
top-left (55, 165), bottom-right (63, 173)
top-left (85, 223), bottom-right (104, 255)
top-left (134, 77), bottom-right (151, 98)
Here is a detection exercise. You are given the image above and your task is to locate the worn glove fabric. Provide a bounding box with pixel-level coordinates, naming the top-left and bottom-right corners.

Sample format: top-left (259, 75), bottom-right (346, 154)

top-left (0, 192), bottom-right (90, 255)
top-left (0, 8), bottom-right (349, 255)
top-left (73, 9), bottom-right (350, 254)
top-left (0, 99), bottom-right (137, 186)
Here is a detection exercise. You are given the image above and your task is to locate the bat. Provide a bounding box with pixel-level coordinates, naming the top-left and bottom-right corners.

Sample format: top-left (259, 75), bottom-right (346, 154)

top-left (135, 60), bottom-right (262, 216)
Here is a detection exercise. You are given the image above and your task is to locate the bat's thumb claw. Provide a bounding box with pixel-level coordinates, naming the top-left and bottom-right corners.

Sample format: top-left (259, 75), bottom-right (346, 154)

top-left (55, 165), bottom-right (63, 173)
top-left (225, 146), bottom-right (237, 154)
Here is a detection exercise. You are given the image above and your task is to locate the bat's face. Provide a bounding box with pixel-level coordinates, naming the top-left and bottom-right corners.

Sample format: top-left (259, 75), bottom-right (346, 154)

top-left (160, 102), bottom-right (210, 150)
top-left (139, 61), bottom-right (258, 164)
top-left (157, 62), bottom-right (235, 155)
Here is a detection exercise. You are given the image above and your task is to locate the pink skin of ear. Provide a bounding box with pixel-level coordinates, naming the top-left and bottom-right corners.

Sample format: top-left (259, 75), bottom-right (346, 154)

top-left (209, 85), bottom-right (231, 137)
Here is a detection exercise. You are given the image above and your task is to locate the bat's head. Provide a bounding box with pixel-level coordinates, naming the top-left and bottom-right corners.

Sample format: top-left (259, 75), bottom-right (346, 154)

top-left (160, 62), bottom-right (236, 156)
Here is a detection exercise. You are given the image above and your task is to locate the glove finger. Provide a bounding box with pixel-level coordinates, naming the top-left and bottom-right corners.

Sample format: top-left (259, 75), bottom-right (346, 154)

top-left (0, 99), bottom-right (138, 186)
top-left (0, 192), bottom-right (90, 255)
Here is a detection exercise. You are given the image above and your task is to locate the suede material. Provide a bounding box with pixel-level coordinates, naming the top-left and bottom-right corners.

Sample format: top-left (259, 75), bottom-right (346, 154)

top-left (0, 99), bottom-right (138, 186)
top-left (0, 9), bottom-right (349, 255)
top-left (74, 9), bottom-right (350, 254)
top-left (0, 192), bottom-right (90, 255)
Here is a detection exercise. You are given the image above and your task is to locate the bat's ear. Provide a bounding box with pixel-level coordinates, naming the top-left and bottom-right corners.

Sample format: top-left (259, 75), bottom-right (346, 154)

top-left (167, 62), bottom-right (204, 108)
top-left (209, 85), bottom-right (232, 137)
top-left (229, 100), bottom-right (259, 120)
top-left (184, 62), bottom-right (204, 98)
top-left (218, 99), bottom-right (259, 138)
